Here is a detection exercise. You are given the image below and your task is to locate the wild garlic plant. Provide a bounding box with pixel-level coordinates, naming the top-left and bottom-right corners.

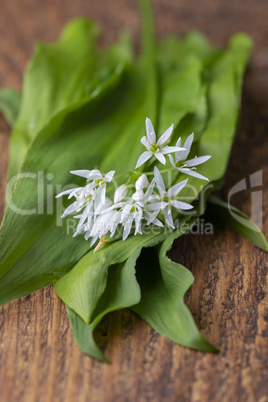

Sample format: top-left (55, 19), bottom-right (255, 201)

top-left (56, 118), bottom-right (211, 246)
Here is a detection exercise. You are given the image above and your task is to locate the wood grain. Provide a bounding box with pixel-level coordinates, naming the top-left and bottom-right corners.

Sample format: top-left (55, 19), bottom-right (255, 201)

top-left (0, 1), bottom-right (268, 401)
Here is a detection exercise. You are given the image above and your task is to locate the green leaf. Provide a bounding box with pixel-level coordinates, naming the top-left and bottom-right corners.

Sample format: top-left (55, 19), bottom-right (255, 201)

top-left (198, 34), bottom-right (252, 182)
top-left (157, 57), bottom-right (204, 134)
top-left (174, 33), bottom-right (252, 201)
top-left (8, 18), bottom-right (100, 178)
top-left (132, 221), bottom-right (217, 352)
top-left (0, 28), bottom-right (251, 323)
top-left (206, 195), bottom-right (268, 252)
top-left (0, 17), bottom-right (163, 306)
top-left (0, 61), bottom-right (167, 306)
top-left (156, 30), bottom-right (217, 140)
top-left (65, 249), bottom-right (141, 361)
top-left (0, 69), bottom-right (127, 304)
top-left (0, 88), bottom-right (21, 126)
top-left (55, 230), bottom-right (167, 323)
top-left (157, 31), bottom-right (218, 72)
top-left (8, 19), bottom-right (134, 179)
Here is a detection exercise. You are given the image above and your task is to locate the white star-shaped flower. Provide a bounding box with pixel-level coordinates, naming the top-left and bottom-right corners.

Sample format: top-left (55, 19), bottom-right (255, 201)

top-left (56, 185), bottom-right (96, 218)
top-left (168, 133), bottom-right (211, 181)
top-left (135, 118), bottom-right (186, 168)
top-left (153, 167), bottom-right (193, 229)
top-left (70, 169), bottom-right (115, 204)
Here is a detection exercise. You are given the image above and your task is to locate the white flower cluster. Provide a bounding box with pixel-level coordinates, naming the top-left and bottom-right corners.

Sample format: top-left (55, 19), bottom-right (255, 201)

top-left (57, 118), bottom-right (211, 245)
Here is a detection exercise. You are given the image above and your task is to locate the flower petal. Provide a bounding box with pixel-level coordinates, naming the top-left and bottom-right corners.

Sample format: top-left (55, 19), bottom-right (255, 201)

top-left (181, 133), bottom-right (194, 160)
top-left (170, 200), bottom-right (193, 210)
top-left (184, 155), bottom-right (211, 167)
top-left (69, 187), bottom-right (84, 199)
top-left (157, 124), bottom-right (173, 146)
top-left (101, 186), bottom-right (107, 205)
top-left (176, 138), bottom-right (182, 148)
top-left (135, 151), bottom-right (152, 168)
top-left (76, 203), bottom-right (92, 226)
top-left (163, 207), bottom-right (174, 228)
top-left (168, 154), bottom-right (176, 168)
top-left (110, 211), bottom-right (122, 237)
top-left (89, 235), bottom-right (99, 246)
top-left (154, 167), bottom-right (166, 194)
top-left (167, 179), bottom-right (188, 197)
top-left (152, 217), bottom-right (164, 227)
top-left (121, 203), bottom-right (133, 222)
top-left (144, 210), bottom-right (159, 225)
top-left (104, 201), bottom-right (127, 213)
top-left (141, 136), bottom-right (150, 149)
top-left (144, 178), bottom-right (155, 200)
top-left (132, 189), bottom-right (144, 203)
top-left (161, 145), bottom-right (186, 155)
top-left (174, 138), bottom-right (183, 161)
top-left (70, 170), bottom-right (92, 179)
top-left (134, 206), bottom-right (143, 235)
top-left (61, 201), bottom-right (80, 218)
top-left (154, 152), bottom-right (166, 165)
top-left (146, 117), bottom-right (156, 144)
top-left (148, 194), bottom-right (160, 203)
top-left (114, 184), bottom-right (128, 203)
top-left (104, 170), bottom-right (115, 182)
top-left (178, 168), bottom-right (209, 181)
top-left (55, 188), bottom-right (77, 198)
top-left (135, 174), bottom-right (149, 190)
top-left (147, 201), bottom-right (168, 211)
top-left (87, 169), bottom-right (102, 181)
top-left (122, 217), bottom-right (134, 241)
top-left (83, 183), bottom-right (96, 196)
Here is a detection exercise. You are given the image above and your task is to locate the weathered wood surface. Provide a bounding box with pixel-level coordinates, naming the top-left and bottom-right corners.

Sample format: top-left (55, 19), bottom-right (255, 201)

top-left (0, 1), bottom-right (268, 401)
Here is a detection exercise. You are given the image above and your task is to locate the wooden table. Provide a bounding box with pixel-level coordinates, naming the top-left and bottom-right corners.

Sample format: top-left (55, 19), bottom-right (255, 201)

top-left (0, 1), bottom-right (268, 401)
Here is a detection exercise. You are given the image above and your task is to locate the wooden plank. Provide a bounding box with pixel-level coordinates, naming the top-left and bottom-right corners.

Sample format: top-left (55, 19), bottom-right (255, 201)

top-left (0, 1), bottom-right (267, 401)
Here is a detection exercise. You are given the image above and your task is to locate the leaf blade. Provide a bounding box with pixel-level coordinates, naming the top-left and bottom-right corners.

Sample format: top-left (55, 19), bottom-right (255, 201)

top-left (65, 249), bottom-right (141, 361)
top-left (206, 195), bottom-right (268, 252)
top-left (132, 220), bottom-right (218, 352)
top-left (0, 88), bottom-right (21, 126)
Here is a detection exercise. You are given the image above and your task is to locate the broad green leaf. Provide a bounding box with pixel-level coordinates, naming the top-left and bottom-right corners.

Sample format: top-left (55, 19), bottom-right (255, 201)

top-left (0, 27), bottom-right (251, 318)
top-left (154, 34), bottom-right (251, 196)
top-left (157, 31), bottom-right (218, 72)
top-left (65, 249), bottom-right (141, 361)
top-left (8, 19), bottom-right (133, 178)
top-left (198, 34), bottom-right (252, 182)
top-left (174, 90), bottom-right (207, 143)
top-left (0, 62), bottom-right (163, 305)
top-left (0, 88), bottom-right (21, 126)
top-left (0, 70), bottom-right (136, 304)
top-left (157, 57), bottom-right (204, 134)
top-left (96, 32), bottom-right (133, 73)
top-left (206, 195), bottom-right (268, 252)
top-left (172, 34), bottom-right (252, 201)
top-left (0, 34), bottom-right (250, 305)
top-left (230, 33), bottom-right (254, 99)
top-left (132, 222), bottom-right (217, 352)
top-left (156, 30), bottom-right (216, 141)
top-left (0, 71), bottom-right (121, 271)
top-left (0, 15), bottom-right (154, 306)
top-left (55, 230), bottom-right (167, 323)
top-left (9, 18), bottom-right (99, 178)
